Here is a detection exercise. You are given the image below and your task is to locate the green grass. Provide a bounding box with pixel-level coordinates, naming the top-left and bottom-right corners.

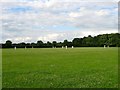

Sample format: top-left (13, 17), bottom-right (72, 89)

top-left (2, 47), bottom-right (118, 88)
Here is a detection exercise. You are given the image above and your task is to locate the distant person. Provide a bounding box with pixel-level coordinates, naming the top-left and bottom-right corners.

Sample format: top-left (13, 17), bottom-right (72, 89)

top-left (14, 46), bottom-right (16, 50)
top-left (66, 46), bottom-right (67, 49)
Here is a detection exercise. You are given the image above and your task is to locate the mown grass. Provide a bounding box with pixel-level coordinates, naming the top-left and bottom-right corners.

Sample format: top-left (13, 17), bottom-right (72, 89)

top-left (2, 47), bottom-right (118, 88)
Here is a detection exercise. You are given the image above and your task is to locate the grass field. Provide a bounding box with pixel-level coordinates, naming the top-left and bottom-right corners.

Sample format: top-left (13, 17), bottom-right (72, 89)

top-left (2, 47), bottom-right (118, 88)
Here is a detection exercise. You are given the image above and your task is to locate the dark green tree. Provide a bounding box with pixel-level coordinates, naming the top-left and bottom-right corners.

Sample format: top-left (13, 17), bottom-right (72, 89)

top-left (5, 40), bottom-right (12, 48)
top-left (37, 40), bottom-right (43, 47)
top-left (72, 38), bottom-right (82, 47)
top-left (63, 40), bottom-right (68, 46)
top-left (52, 41), bottom-right (57, 47)
top-left (47, 41), bottom-right (52, 47)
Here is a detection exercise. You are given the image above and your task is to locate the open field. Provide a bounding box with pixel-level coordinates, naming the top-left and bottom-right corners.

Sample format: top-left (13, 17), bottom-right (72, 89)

top-left (2, 47), bottom-right (118, 88)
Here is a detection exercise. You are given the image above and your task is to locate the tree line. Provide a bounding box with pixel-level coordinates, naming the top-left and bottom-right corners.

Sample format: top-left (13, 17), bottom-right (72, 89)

top-left (1, 33), bottom-right (120, 48)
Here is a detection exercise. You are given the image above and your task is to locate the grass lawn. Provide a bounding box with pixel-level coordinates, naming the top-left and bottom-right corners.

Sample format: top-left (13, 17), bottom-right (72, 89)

top-left (2, 47), bottom-right (118, 88)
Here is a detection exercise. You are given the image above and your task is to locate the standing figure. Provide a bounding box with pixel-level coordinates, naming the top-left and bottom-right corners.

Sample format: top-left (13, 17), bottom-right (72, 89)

top-left (66, 46), bottom-right (67, 49)
top-left (72, 46), bottom-right (74, 48)
top-left (14, 46), bottom-right (16, 50)
top-left (104, 45), bottom-right (106, 48)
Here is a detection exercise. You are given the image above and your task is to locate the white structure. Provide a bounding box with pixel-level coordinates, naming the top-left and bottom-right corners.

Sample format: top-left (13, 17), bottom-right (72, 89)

top-left (72, 46), bottom-right (74, 48)
top-left (104, 45), bottom-right (106, 48)
top-left (62, 46), bottom-right (64, 48)
top-left (25, 46), bottom-right (26, 49)
top-left (14, 46), bottom-right (16, 50)
top-left (65, 46), bottom-right (67, 49)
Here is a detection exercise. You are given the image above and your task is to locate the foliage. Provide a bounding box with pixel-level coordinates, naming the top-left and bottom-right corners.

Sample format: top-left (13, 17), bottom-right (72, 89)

top-left (2, 33), bottom-right (120, 48)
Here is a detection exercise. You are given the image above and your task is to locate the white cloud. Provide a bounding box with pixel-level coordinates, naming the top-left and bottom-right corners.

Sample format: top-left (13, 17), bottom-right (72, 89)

top-left (8, 37), bottom-right (32, 43)
top-left (1, 0), bottom-right (119, 2)
top-left (45, 0), bottom-right (56, 8)
top-left (81, 29), bottom-right (118, 37)
top-left (69, 12), bottom-right (83, 18)
top-left (38, 33), bottom-right (60, 42)
top-left (114, 7), bottom-right (118, 11)
top-left (95, 10), bottom-right (110, 16)
top-left (1, 1), bottom-right (118, 43)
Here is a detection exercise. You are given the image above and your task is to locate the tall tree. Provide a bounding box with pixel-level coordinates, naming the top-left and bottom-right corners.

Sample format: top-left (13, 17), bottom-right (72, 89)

top-left (5, 40), bottom-right (12, 48)
top-left (63, 40), bottom-right (69, 46)
top-left (47, 41), bottom-right (52, 47)
top-left (52, 41), bottom-right (57, 47)
top-left (37, 40), bottom-right (43, 47)
top-left (72, 38), bottom-right (82, 47)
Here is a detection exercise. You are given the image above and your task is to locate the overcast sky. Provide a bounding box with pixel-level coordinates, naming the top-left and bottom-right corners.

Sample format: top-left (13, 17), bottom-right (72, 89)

top-left (1, 0), bottom-right (118, 43)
